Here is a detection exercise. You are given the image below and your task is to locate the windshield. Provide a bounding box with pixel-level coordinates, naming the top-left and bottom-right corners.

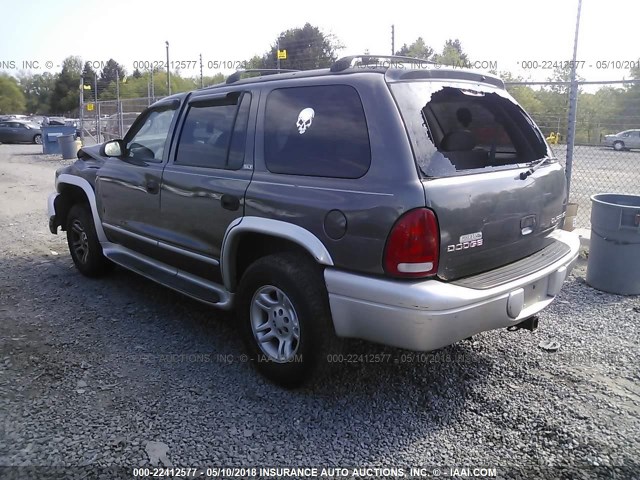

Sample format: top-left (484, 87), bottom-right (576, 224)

top-left (390, 82), bottom-right (551, 177)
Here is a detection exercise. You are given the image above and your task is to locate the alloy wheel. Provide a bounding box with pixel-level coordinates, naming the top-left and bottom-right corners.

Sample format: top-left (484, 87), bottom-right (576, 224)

top-left (250, 285), bottom-right (301, 362)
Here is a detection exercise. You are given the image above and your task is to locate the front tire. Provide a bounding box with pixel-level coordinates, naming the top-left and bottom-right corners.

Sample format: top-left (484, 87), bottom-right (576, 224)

top-left (66, 204), bottom-right (112, 277)
top-left (34, 134), bottom-right (42, 145)
top-left (237, 253), bottom-right (339, 387)
top-left (613, 141), bottom-right (624, 151)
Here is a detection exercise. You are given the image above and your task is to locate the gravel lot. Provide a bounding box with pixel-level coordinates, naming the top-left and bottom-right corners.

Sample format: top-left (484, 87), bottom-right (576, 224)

top-left (0, 144), bottom-right (639, 479)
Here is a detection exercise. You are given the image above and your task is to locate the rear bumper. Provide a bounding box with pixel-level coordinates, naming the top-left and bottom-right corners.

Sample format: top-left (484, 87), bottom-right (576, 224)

top-left (325, 229), bottom-right (580, 351)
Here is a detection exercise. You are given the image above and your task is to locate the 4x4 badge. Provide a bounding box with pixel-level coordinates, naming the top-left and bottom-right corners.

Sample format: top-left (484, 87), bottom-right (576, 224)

top-left (459, 232), bottom-right (482, 243)
top-left (447, 232), bottom-right (483, 252)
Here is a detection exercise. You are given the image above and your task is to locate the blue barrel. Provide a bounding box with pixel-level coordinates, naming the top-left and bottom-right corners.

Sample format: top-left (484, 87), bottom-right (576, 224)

top-left (586, 193), bottom-right (640, 295)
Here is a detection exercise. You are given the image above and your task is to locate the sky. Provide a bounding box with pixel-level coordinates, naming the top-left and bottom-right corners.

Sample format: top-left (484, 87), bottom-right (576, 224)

top-left (0, 0), bottom-right (638, 84)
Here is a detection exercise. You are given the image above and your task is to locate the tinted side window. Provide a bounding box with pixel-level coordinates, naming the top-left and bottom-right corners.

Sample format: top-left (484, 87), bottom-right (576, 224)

top-left (264, 85), bottom-right (371, 178)
top-left (175, 93), bottom-right (251, 170)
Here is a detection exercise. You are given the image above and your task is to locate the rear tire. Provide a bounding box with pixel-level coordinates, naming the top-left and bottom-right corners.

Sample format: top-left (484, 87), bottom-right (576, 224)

top-left (34, 134), bottom-right (42, 145)
top-left (613, 141), bottom-right (624, 151)
top-left (237, 253), bottom-right (339, 387)
top-left (66, 204), bottom-right (113, 277)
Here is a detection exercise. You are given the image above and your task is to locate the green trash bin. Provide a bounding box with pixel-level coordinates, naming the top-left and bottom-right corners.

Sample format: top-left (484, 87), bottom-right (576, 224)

top-left (58, 134), bottom-right (77, 160)
top-left (586, 193), bottom-right (640, 295)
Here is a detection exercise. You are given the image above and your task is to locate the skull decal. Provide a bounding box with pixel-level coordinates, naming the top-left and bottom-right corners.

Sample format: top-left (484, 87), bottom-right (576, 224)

top-left (296, 108), bottom-right (315, 134)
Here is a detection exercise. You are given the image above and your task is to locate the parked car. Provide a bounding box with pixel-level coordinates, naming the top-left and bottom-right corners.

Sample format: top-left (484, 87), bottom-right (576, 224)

top-left (602, 129), bottom-right (640, 151)
top-left (46, 117), bottom-right (67, 125)
top-left (27, 115), bottom-right (46, 126)
top-left (0, 120), bottom-right (42, 144)
top-left (64, 119), bottom-right (82, 138)
top-left (47, 55), bottom-right (579, 386)
top-left (101, 112), bottom-right (140, 141)
top-left (1, 114), bottom-right (30, 124)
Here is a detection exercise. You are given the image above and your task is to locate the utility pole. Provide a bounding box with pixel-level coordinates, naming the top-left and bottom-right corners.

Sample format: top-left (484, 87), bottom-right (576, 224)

top-left (166, 41), bottom-right (171, 95)
top-left (150, 68), bottom-right (155, 102)
top-left (116, 70), bottom-right (123, 137)
top-left (79, 75), bottom-right (84, 143)
top-left (391, 25), bottom-right (395, 55)
top-left (94, 73), bottom-right (100, 143)
top-left (277, 39), bottom-right (280, 70)
top-left (199, 53), bottom-right (203, 88)
top-left (565, 0), bottom-right (582, 197)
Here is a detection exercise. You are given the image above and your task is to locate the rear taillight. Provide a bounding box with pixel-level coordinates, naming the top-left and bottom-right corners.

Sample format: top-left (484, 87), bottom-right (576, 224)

top-left (384, 208), bottom-right (440, 278)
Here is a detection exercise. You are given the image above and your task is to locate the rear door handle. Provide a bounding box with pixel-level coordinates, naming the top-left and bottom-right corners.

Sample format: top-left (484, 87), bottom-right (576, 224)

top-left (146, 179), bottom-right (159, 194)
top-left (221, 194), bottom-right (240, 211)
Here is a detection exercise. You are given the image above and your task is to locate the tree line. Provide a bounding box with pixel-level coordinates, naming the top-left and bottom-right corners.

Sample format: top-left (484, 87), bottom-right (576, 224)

top-left (1, 23), bottom-right (637, 144)
top-left (390, 36), bottom-right (639, 143)
top-left (0, 57), bottom-right (225, 116)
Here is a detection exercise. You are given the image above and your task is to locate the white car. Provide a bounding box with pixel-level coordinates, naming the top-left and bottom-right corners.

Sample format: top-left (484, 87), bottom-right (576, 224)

top-left (603, 129), bottom-right (640, 151)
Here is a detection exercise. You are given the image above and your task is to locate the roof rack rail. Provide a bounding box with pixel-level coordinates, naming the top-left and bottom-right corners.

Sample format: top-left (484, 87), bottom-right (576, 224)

top-left (226, 68), bottom-right (300, 84)
top-left (330, 55), bottom-right (436, 72)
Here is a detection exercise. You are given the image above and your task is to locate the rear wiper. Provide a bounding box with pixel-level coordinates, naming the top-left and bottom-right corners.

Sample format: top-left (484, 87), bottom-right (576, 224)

top-left (520, 156), bottom-right (556, 180)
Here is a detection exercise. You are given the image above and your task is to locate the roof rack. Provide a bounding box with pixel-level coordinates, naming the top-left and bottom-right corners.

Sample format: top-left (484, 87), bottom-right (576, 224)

top-left (330, 55), bottom-right (436, 72)
top-left (226, 68), bottom-right (300, 84)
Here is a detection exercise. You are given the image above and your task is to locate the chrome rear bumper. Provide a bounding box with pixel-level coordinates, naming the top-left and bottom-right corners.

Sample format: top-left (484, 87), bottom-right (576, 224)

top-left (325, 229), bottom-right (580, 351)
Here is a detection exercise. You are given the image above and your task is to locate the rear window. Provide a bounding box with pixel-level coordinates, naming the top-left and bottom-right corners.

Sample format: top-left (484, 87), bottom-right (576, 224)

top-left (264, 85), bottom-right (371, 178)
top-left (390, 83), bottom-right (550, 177)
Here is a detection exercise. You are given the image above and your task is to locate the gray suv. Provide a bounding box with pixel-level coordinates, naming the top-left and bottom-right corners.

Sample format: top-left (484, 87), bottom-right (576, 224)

top-left (48, 56), bottom-right (579, 386)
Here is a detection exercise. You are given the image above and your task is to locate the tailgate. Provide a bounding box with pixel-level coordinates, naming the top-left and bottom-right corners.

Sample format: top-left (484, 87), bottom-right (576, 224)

top-left (389, 76), bottom-right (567, 280)
top-left (424, 163), bottom-right (567, 280)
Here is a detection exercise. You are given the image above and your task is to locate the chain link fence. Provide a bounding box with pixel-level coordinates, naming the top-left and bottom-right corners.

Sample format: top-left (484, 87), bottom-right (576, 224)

top-left (79, 80), bottom-right (640, 230)
top-left (79, 97), bottom-right (159, 144)
top-left (506, 80), bottom-right (640, 229)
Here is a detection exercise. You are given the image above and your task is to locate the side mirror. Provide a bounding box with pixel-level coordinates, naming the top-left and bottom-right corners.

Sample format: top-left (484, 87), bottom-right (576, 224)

top-left (101, 139), bottom-right (124, 157)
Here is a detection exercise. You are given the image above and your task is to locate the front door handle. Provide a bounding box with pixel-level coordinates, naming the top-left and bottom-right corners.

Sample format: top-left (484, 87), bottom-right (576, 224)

top-left (146, 179), bottom-right (159, 194)
top-left (221, 194), bottom-right (240, 211)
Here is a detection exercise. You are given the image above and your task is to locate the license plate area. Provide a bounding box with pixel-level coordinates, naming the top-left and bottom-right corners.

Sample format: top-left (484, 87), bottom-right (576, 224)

top-left (522, 276), bottom-right (550, 310)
